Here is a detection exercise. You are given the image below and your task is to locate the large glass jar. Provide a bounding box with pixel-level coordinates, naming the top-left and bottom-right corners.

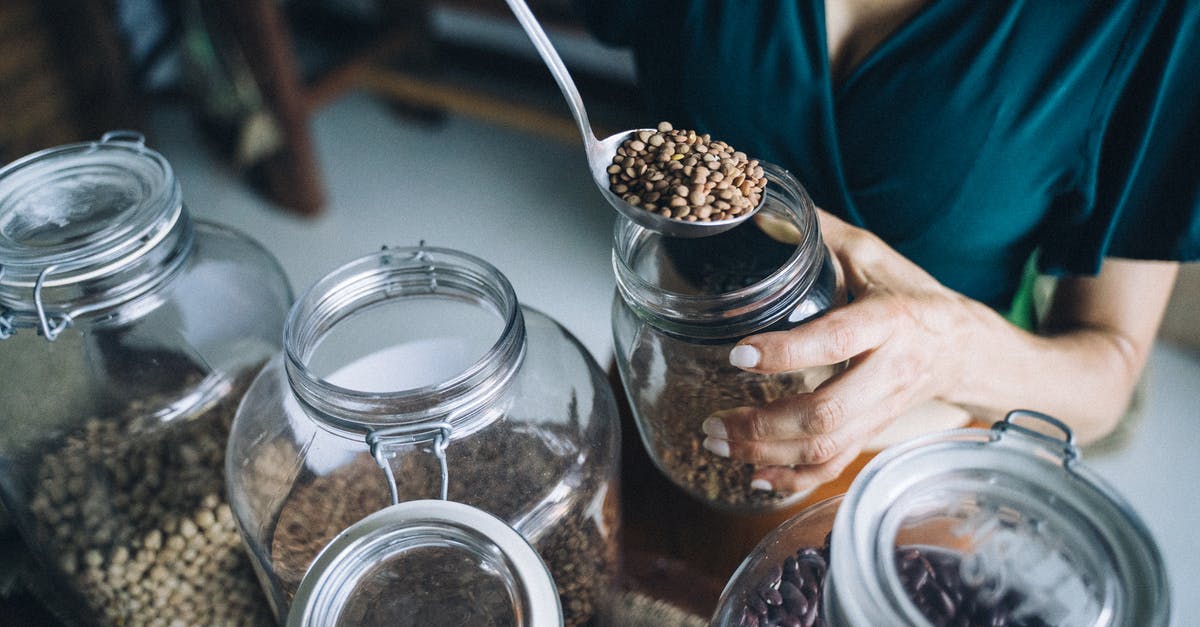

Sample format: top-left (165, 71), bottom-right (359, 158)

top-left (711, 411), bottom-right (1169, 626)
top-left (612, 162), bottom-right (845, 513)
top-left (227, 245), bottom-right (621, 626)
top-left (0, 132), bottom-right (292, 625)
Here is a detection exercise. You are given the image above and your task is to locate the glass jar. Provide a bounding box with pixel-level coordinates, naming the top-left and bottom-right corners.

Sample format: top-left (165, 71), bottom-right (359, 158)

top-left (0, 132), bottom-right (293, 625)
top-left (612, 162), bottom-right (845, 512)
top-left (227, 245), bottom-right (621, 627)
top-left (711, 411), bottom-right (1170, 627)
top-left (287, 500), bottom-right (562, 626)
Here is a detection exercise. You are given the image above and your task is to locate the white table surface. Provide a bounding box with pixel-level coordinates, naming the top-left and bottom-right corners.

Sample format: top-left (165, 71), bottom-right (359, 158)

top-left (153, 92), bottom-right (1198, 624)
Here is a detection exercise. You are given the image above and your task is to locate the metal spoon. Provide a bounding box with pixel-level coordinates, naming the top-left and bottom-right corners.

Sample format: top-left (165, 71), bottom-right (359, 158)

top-left (503, 0), bottom-right (763, 238)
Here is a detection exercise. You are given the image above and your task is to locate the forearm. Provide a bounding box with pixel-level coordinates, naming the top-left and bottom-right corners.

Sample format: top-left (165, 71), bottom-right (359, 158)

top-left (946, 300), bottom-right (1144, 444)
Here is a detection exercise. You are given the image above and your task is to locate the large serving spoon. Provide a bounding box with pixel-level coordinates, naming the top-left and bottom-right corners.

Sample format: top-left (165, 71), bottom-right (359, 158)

top-left (503, 0), bottom-right (763, 238)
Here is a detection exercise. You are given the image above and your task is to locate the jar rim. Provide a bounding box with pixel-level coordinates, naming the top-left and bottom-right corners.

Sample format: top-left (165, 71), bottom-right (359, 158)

top-left (283, 245), bottom-right (526, 437)
top-left (611, 162), bottom-right (826, 340)
top-left (287, 499), bottom-right (561, 627)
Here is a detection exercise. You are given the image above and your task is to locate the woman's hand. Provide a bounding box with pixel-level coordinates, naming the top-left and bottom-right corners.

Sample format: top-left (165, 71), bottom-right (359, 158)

top-left (699, 210), bottom-right (1179, 495)
top-left (699, 210), bottom-right (997, 494)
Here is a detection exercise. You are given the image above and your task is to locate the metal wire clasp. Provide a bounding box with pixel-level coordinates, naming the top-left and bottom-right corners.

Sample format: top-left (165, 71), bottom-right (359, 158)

top-left (991, 409), bottom-right (1080, 467)
top-left (34, 264), bottom-right (72, 341)
top-left (367, 422), bottom-right (454, 505)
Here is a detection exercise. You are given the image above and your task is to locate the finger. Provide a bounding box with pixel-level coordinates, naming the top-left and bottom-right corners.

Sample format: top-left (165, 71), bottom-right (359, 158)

top-left (730, 296), bottom-right (894, 373)
top-left (703, 429), bottom-right (851, 466)
top-left (751, 445), bottom-right (863, 495)
top-left (703, 390), bottom-right (849, 442)
top-left (706, 350), bottom-right (919, 443)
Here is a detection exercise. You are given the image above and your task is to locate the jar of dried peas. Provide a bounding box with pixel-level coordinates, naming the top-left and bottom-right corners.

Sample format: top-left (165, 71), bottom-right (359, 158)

top-left (0, 132), bottom-right (292, 625)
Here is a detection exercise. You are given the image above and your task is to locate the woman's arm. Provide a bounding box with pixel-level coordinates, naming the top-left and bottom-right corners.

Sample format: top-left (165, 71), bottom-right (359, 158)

top-left (701, 210), bottom-right (1180, 493)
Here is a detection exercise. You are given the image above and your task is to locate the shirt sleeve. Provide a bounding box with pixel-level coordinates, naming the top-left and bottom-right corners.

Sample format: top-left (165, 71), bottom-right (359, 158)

top-left (1039, 1), bottom-right (1200, 276)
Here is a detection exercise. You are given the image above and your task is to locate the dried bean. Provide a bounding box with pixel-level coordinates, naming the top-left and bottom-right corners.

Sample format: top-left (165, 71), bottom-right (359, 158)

top-left (734, 540), bottom-right (1054, 627)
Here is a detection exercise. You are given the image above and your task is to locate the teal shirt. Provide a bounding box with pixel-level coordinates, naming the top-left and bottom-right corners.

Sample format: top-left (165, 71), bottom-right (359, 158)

top-left (581, 1), bottom-right (1200, 309)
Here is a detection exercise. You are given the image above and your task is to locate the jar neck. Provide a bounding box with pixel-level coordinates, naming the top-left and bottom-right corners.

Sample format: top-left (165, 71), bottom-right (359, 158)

top-left (611, 162), bottom-right (829, 340)
top-left (0, 133), bottom-right (192, 339)
top-left (284, 246), bottom-right (527, 439)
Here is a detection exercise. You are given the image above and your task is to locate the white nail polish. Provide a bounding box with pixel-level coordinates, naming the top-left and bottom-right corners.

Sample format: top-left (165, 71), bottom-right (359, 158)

top-left (750, 479), bottom-right (773, 491)
top-left (702, 437), bottom-right (730, 458)
top-left (729, 345), bottom-right (760, 368)
top-left (701, 417), bottom-right (727, 439)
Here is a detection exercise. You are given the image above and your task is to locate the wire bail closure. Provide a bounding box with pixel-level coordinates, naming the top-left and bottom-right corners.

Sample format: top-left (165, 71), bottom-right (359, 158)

top-left (367, 422), bottom-right (454, 505)
top-left (0, 265), bottom-right (11, 339)
top-left (33, 264), bottom-right (72, 341)
top-left (990, 409), bottom-right (1080, 467)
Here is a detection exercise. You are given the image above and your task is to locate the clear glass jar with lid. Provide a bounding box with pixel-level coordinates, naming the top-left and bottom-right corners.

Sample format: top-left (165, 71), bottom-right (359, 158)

top-left (226, 245), bottom-right (621, 627)
top-left (710, 411), bottom-right (1170, 627)
top-left (0, 132), bottom-right (292, 625)
top-left (287, 499), bottom-right (563, 627)
top-left (611, 162), bottom-right (845, 512)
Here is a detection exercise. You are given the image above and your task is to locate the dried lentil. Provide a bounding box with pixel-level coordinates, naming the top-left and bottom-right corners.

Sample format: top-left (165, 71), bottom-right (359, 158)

top-left (270, 426), bottom-right (618, 627)
top-left (610, 122), bottom-right (767, 222)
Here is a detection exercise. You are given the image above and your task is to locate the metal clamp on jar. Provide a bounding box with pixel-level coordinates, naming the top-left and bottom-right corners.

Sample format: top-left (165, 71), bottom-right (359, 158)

top-left (226, 245), bottom-right (621, 627)
top-left (711, 410), bottom-right (1170, 626)
top-left (0, 132), bottom-right (292, 625)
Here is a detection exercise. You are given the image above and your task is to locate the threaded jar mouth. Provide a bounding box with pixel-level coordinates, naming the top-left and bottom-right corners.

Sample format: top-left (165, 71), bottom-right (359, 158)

top-left (284, 245), bottom-right (527, 437)
top-left (611, 162), bottom-right (826, 340)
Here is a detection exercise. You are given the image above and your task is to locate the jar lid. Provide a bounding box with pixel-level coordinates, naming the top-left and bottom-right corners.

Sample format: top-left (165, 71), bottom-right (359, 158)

top-left (0, 131), bottom-right (180, 277)
top-left (287, 499), bottom-right (562, 627)
top-left (828, 410), bottom-right (1168, 626)
top-left (0, 132), bottom-right (187, 338)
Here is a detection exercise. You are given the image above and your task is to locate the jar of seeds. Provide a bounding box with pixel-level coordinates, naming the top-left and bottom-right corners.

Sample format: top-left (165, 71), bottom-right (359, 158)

top-left (226, 245), bottom-right (621, 626)
top-left (710, 411), bottom-right (1170, 627)
top-left (612, 162), bottom-right (845, 512)
top-left (0, 132), bottom-right (292, 625)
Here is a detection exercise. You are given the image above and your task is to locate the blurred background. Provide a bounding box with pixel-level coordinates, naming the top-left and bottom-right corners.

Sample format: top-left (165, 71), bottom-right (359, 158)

top-left (1, 0), bottom-right (1195, 348)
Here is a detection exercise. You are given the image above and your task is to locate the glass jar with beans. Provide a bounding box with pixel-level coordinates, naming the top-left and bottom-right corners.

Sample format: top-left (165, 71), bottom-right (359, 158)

top-left (0, 133), bottom-right (292, 625)
top-left (611, 161), bottom-right (845, 512)
top-left (226, 245), bottom-right (621, 627)
top-left (710, 411), bottom-right (1170, 627)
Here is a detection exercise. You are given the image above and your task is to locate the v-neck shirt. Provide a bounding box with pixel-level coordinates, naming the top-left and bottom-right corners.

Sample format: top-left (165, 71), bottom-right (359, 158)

top-left (580, 0), bottom-right (1200, 309)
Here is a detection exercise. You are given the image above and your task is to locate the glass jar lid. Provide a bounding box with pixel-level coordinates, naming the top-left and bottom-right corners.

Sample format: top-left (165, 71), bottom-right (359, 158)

top-left (0, 132), bottom-right (187, 338)
top-left (0, 131), bottom-right (180, 278)
top-left (827, 410), bottom-right (1168, 626)
top-left (288, 499), bottom-right (562, 627)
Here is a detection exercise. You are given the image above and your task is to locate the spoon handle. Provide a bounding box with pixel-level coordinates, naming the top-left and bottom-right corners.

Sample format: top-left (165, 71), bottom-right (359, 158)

top-left (503, 0), bottom-right (599, 147)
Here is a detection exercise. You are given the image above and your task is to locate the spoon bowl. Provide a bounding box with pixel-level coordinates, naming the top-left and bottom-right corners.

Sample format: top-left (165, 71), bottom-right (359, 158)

top-left (506, 0), bottom-right (763, 238)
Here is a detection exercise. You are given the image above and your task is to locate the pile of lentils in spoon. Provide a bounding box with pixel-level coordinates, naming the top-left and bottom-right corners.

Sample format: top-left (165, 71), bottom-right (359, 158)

top-left (607, 121), bottom-right (767, 222)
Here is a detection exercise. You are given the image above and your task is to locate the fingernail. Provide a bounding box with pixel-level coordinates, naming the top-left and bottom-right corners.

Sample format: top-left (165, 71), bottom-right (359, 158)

top-left (701, 417), bottom-right (727, 439)
top-left (750, 479), bottom-right (773, 492)
top-left (729, 344), bottom-right (760, 368)
top-left (702, 437), bottom-right (730, 458)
